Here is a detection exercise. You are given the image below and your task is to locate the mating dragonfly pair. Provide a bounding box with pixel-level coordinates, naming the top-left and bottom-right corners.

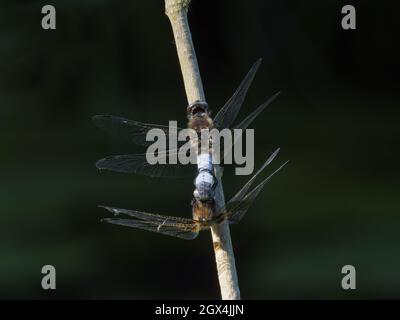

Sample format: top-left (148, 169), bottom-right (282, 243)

top-left (94, 59), bottom-right (288, 240)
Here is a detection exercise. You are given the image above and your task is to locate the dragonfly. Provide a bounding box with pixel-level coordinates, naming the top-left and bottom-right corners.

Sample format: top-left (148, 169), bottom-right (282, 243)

top-left (95, 59), bottom-right (284, 234)
top-left (101, 149), bottom-right (288, 240)
top-left (93, 59), bottom-right (280, 179)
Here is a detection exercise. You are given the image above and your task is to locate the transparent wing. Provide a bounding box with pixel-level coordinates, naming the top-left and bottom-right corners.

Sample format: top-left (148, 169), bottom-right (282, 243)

top-left (96, 149), bottom-right (197, 178)
top-left (214, 93), bottom-right (280, 164)
top-left (223, 159), bottom-right (289, 224)
top-left (93, 115), bottom-right (185, 148)
top-left (234, 92), bottom-right (281, 130)
top-left (99, 206), bottom-right (195, 224)
top-left (213, 59), bottom-right (262, 130)
top-left (102, 218), bottom-right (199, 240)
top-left (227, 148), bottom-right (280, 205)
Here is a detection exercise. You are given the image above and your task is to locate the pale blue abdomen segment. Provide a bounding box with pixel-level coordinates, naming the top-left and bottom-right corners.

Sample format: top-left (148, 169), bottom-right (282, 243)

top-left (193, 152), bottom-right (215, 201)
top-left (194, 171), bottom-right (214, 200)
top-left (197, 153), bottom-right (213, 171)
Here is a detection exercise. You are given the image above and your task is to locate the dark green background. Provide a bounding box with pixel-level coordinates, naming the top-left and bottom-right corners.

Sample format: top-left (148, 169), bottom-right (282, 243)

top-left (1, 0), bottom-right (399, 299)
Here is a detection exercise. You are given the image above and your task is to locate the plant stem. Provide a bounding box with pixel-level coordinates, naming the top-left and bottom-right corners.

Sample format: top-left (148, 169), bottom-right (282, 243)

top-left (165, 0), bottom-right (241, 300)
top-left (165, 0), bottom-right (205, 103)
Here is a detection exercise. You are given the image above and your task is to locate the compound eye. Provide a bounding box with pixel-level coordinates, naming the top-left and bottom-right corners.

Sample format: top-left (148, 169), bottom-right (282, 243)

top-left (191, 106), bottom-right (205, 115)
top-left (187, 101), bottom-right (209, 117)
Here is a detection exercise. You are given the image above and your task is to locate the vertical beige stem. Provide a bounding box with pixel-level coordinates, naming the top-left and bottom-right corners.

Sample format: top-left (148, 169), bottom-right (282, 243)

top-left (165, 0), bottom-right (205, 103)
top-left (210, 166), bottom-right (241, 300)
top-left (165, 0), bottom-right (241, 300)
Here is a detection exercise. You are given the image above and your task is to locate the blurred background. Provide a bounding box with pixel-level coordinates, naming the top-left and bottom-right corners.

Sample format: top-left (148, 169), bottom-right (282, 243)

top-left (0, 0), bottom-right (399, 299)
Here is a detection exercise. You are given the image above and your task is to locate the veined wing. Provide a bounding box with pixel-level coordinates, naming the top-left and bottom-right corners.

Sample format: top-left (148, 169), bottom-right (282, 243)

top-left (227, 148), bottom-right (280, 204)
top-left (101, 206), bottom-right (200, 240)
top-left (221, 152), bottom-right (288, 224)
top-left (234, 92), bottom-right (281, 131)
top-left (99, 205), bottom-right (195, 224)
top-left (100, 205), bottom-right (198, 240)
top-left (212, 94), bottom-right (280, 164)
top-left (226, 161), bottom-right (289, 224)
top-left (216, 92), bottom-right (280, 164)
top-left (103, 218), bottom-right (199, 240)
top-left (93, 115), bottom-right (185, 148)
top-left (213, 59), bottom-right (262, 130)
top-left (96, 149), bottom-right (197, 178)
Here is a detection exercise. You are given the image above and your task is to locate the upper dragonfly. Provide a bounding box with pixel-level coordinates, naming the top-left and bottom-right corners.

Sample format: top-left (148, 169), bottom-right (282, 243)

top-left (100, 149), bottom-right (288, 240)
top-left (93, 59), bottom-right (280, 179)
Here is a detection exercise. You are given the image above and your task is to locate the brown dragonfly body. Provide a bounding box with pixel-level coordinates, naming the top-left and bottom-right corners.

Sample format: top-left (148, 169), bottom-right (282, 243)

top-left (100, 149), bottom-right (287, 240)
top-left (94, 59), bottom-right (286, 239)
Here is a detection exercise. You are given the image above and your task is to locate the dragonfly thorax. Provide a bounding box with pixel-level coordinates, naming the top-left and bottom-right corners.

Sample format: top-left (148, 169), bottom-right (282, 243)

top-left (188, 115), bottom-right (213, 133)
top-left (187, 102), bottom-right (213, 133)
top-left (191, 198), bottom-right (215, 222)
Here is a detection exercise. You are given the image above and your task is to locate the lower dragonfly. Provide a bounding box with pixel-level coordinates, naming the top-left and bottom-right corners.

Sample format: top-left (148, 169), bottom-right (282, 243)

top-left (101, 149), bottom-right (288, 240)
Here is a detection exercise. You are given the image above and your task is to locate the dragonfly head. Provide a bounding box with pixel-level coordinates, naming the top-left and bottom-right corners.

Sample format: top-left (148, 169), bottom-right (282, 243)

top-left (191, 198), bottom-right (215, 222)
top-left (187, 101), bottom-right (213, 131)
top-left (187, 101), bottom-right (210, 117)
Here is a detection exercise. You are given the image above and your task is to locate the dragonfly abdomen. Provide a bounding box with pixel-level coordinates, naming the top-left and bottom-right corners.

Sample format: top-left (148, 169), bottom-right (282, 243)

top-left (193, 153), bottom-right (216, 201)
top-left (194, 172), bottom-right (214, 200)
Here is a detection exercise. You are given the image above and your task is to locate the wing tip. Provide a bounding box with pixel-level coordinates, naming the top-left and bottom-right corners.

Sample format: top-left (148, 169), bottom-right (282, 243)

top-left (266, 147), bottom-right (280, 164)
top-left (98, 205), bottom-right (121, 216)
top-left (274, 91), bottom-right (281, 97)
top-left (92, 114), bottom-right (101, 122)
top-left (95, 158), bottom-right (111, 170)
top-left (264, 91), bottom-right (281, 105)
top-left (92, 114), bottom-right (113, 124)
top-left (251, 58), bottom-right (263, 72)
top-left (281, 160), bottom-right (290, 168)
